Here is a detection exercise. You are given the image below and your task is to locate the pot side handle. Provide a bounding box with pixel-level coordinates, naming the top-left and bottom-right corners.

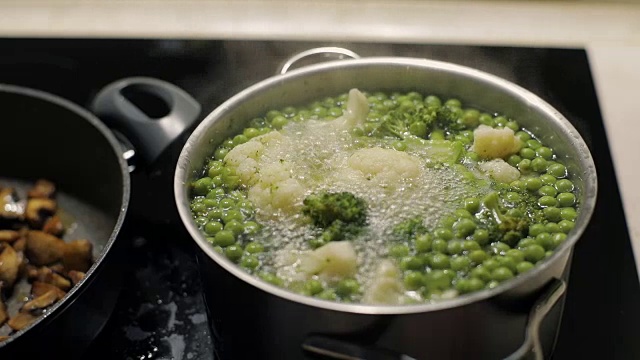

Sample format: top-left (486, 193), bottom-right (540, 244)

top-left (91, 77), bottom-right (201, 168)
top-left (278, 47), bottom-right (361, 75)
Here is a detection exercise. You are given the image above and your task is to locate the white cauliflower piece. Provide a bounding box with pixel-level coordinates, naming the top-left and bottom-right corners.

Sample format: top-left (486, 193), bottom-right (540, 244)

top-left (347, 147), bottom-right (421, 187)
top-left (247, 161), bottom-right (306, 217)
top-left (224, 131), bottom-right (283, 186)
top-left (479, 158), bottom-right (521, 183)
top-left (363, 260), bottom-right (405, 305)
top-left (330, 88), bottom-right (369, 130)
top-left (298, 241), bottom-right (357, 281)
top-left (472, 125), bottom-right (522, 159)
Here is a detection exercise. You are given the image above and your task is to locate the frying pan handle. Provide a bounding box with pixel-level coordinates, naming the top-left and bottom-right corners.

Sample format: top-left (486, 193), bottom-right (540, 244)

top-left (504, 278), bottom-right (567, 360)
top-left (278, 47), bottom-right (360, 75)
top-left (91, 77), bottom-right (201, 167)
top-left (302, 335), bottom-right (416, 360)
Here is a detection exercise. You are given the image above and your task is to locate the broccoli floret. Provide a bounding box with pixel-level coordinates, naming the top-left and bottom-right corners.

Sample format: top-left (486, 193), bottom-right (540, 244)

top-left (303, 192), bottom-right (368, 248)
top-left (435, 106), bottom-right (466, 133)
top-left (373, 107), bottom-right (436, 140)
top-left (392, 216), bottom-right (428, 241)
top-left (477, 192), bottom-right (530, 246)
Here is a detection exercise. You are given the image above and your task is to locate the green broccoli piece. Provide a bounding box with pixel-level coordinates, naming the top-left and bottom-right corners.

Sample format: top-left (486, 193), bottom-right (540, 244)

top-left (373, 107), bottom-right (437, 140)
top-left (303, 192), bottom-right (368, 248)
top-left (392, 216), bottom-right (428, 241)
top-left (477, 192), bottom-right (530, 246)
top-left (434, 106), bottom-right (466, 133)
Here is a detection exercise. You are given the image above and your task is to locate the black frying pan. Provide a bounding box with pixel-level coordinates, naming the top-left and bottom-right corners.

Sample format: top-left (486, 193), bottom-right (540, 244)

top-left (0, 79), bottom-right (200, 358)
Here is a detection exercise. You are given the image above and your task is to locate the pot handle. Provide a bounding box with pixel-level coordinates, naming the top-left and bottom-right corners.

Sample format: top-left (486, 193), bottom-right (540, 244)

top-left (91, 77), bottom-right (201, 167)
top-left (504, 278), bottom-right (567, 360)
top-left (278, 47), bottom-right (361, 75)
top-left (302, 335), bottom-right (416, 360)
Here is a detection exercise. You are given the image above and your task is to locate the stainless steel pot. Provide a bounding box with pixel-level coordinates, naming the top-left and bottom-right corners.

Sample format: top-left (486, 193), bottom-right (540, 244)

top-left (175, 51), bottom-right (597, 359)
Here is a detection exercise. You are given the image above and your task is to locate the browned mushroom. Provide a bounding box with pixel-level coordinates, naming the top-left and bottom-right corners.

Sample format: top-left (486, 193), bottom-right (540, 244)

top-left (0, 230), bottom-right (19, 243)
top-left (0, 244), bottom-right (23, 289)
top-left (22, 290), bottom-right (59, 312)
top-left (0, 297), bottom-right (7, 326)
top-left (32, 281), bottom-right (66, 300)
top-left (67, 270), bottom-right (85, 285)
top-left (27, 179), bottom-right (56, 199)
top-left (12, 236), bottom-right (26, 252)
top-left (24, 198), bottom-right (56, 228)
top-left (62, 239), bottom-right (93, 273)
top-left (7, 312), bottom-right (37, 331)
top-left (0, 188), bottom-right (24, 226)
top-left (0, 336), bottom-right (8, 342)
top-left (26, 266), bottom-right (71, 291)
top-left (25, 230), bottom-right (64, 266)
top-left (42, 215), bottom-right (64, 237)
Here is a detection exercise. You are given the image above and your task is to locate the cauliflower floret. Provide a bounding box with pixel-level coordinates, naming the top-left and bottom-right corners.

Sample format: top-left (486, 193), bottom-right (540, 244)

top-left (362, 260), bottom-right (405, 305)
top-left (329, 88), bottom-right (369, 131)
top-left (346, 147), bottom-right (421, 187)
top-left (247, 161), bottom-right (306, 217)
top-left (298, 241), bottom-right (357, 281)
top-left (479, 158), bottom-right (521, 183)
top-left (225, 131), bottom-right (284, 185)
top-left (472, 125), bottom-right (522, 159)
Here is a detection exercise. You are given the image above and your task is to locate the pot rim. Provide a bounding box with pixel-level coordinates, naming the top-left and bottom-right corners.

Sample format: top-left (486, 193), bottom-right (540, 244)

top-left (0, 84), bottom-right (130, 347)
top-left (175, 57), bottom-right (598, 315)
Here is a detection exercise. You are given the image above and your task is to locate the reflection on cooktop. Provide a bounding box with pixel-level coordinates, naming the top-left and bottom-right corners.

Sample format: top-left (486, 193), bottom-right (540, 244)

top-left (0, 39), bottom-right (637, 360)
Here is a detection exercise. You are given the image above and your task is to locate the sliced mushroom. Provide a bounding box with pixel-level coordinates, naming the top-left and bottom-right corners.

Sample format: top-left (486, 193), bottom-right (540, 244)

top-left (27, 179), bottom-right (56, 199)
top-left (7, 312), bottom-right (37, 331)
top-left (42, 215), bottom-right (64, 237)
top-left (26, 266), bottom-right (71, 291)
top-left (0, 297), bottom-right (7, 326)
top-left (62, 239), bottom-right (93, 273)
top-left (25, 198), bottom-right (56, 228)
top-left (0, 336), bottom-right (8, 342)
top-left (0, 230), bottom-right (19, 243)
top-left (12, 236), bottom-right (26, 252)
top-left (25, 230), bottom-right (64, 266)
top-left (0, 244), bottom-right (23, 289)
top-left (22, 290), bottom-right (59, 313)
top-left (67, 270), bottom-right (85, 286)
top-left (32, 281), bottom-right (66, 300)
top-left (49, 263), bottom-right (65, 274)
top-left (0, 188), bottom-right (24, 226)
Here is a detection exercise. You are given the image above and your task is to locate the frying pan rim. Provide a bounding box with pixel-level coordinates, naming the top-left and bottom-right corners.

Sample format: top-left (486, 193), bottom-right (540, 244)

top-left (0, 84), bottom-right (130, 348)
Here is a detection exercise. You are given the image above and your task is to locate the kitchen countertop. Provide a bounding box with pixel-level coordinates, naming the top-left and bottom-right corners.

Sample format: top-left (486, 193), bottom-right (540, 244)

top-left (1, 0), bottom-right (639, 271)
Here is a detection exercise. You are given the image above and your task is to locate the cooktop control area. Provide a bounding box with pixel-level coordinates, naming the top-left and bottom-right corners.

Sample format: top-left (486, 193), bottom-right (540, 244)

top-left (0, 39), bottom-right (638, 359)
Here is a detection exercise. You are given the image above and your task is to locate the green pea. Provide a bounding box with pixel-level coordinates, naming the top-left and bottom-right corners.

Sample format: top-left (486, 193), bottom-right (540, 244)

top-left (206, 188), bottom-right (226, 199)
top-left (539, 174), bottom-right (556, 185)
top-left (240, 254), bottom-right (260, 270)
top-left (328, 107), bottom-right (343, 117)
top-left (465, 151), bottom-right (480, 162)
top-left (389, 244), bottom-right (410, 258)
top-left (454, 209), bottom-right (474, 219)
top-left (317, 290), bottom-right (338, 301)
top-left (469, 249), bottom-right (488, 264)
top-left (207, 208), bottom-right (223, 221)
top-left (432, 239), bottom-right (448, 253)
top-left (486, 280), bottom-right (500, 289)
top-left (193, 177), bottom-right (213, 196)
top-left (520, 148), bottom-right (536, 160)
top-left (225, 244), bottom-right (244, 262)
top-left (524, 244), bottom-right (545, 262)
top-left (214, 230), bottom-right (235, 247)
top-left (245, 242), bottom-right (264, 254)
top-left (454, 218), bottom-right (477, 237)
top-left (462, 240), bottom-right (481, 251)
top-left (555, 179), bottom-right (574, 193)
top-left (526, 139), bottom-right (542, 149)
top-left (547, 163), bottom-right (567, 178)
top-left (243, 221), bottom-right (261, 235)
top-left (510, 180), bottom-right (526, 191)
top-left (204, 220), bottom-right (224, 235)
top-left (243, 127), bottom-right (260, 139)
top-left (224, 220), bottom-right (244, 236)
top-left (468, 277), bottom-right (485, 292)
top-left (425, 95), bottom-right (442, 107)
top-left (218, 198), bottom-right (234, 209)
top-left (463, 198), bottom-right (480, 214)
top-left (214, 147), bottom-right (229, 160)
top-left (531, 157), bottom-right (548, 173)
top-left (208, 161), bottom-right (224, 178)
top-left (518, 159), bottom-right (532, 173)
top-left (439, 216), bottom-right (457, 229)
top-left (557, 193), bottom-right (576, 207)
top-left (552, 233), bottom-right (567, 248)
top-left (194, 216), bottom-right (208, 226)
top-left (560, 207), bottom-right (577, 221)
top-left (517, 237), bottom-right (536, 249)
top-left (506, 208), bottom-right (524, 218)
top-left (424, 270), bottom-right (452, 290)
top-left (434, 228), bottom-right (453, 240)
top-left (393, 141), bottom-right (407, 151)
top-left (400, 256), bottom-right (425, 271)
top-left (535, 232), bottom-right (554, 250)
top-left (472, 229), bottom-right (490, 246)
top-left (538, 185), bottom-right (557, 197)
top-left (304, 279), bottom-right (324, 295)
top-left (455, 278), bottom-right (473, 293)
top-left (266, 110), bottom-right (282, 121)
top-left (505, 192), bottom-right (521, 203)
top-left (447, 240), bottom-right (464, 255)
top-left (496, 256), bottom-right (517, 272)
top-left (558, 220), bottom-right (575, 233)
top-left (211, 175), bottom-right (223, 188)
top-left (492, 267), bottom-right (514, 282)
top-left (430, 130), bottom-right (445, 140)
top-left (507, 154), bottom-right (522, 167)
top-left (505, 249), bottom-right (525, 263)
top-left (415, 234), bottom-right (433, 253)
top-left (461, 109), bottom-right (480, 128)
top-left (232, 134), bottom-right (248, 146)
top-left (536, 146), bottom-right (553, 160)
top-left (505, 121), bottom-right (519, 131)
top-left (479, 113), bottom-right (495, 126)
top-left (494, 116), bottom-right (508, 127)
top-left (430, 253), bottom-right (451, 269)
top-left (445, 98), bottom-right (462, 108)
top-left (544, 222), bottom-right (561, 234)
top-left (525, 177), bottom-right (543, 191)
top-left (451, 256), bottom-right (472, 271)
top-left (223, 209), bottom-right (244, 223)
top-left (191, 202), bottom-right (207, 215)
top-left (538, 196), bottom-right (558, 208)
top-left (409, 121), bottom-right (428, 138)
top-left (336, 279), bottom-right (360, 298)
top-left (483, 258), bottom-right (500, 271)
top-left (404, 271), bottom-right (425, 290)
top-left (515, 131), bottom-right (531, 142)
top-left (490, 242), bottom-right (511, 255)
top-left (516, 261), bottom-right (535, 274)
top-left (259, 272), bottom-right (283, 286)
top-left (470, 266), bottom-right (491, 281)
top-left (222, 138), bottom-right (235, 148)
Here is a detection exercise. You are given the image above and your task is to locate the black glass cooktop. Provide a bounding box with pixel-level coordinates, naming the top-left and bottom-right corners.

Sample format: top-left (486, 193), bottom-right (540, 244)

top-left (0, 39), bottom-right (638, 359)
